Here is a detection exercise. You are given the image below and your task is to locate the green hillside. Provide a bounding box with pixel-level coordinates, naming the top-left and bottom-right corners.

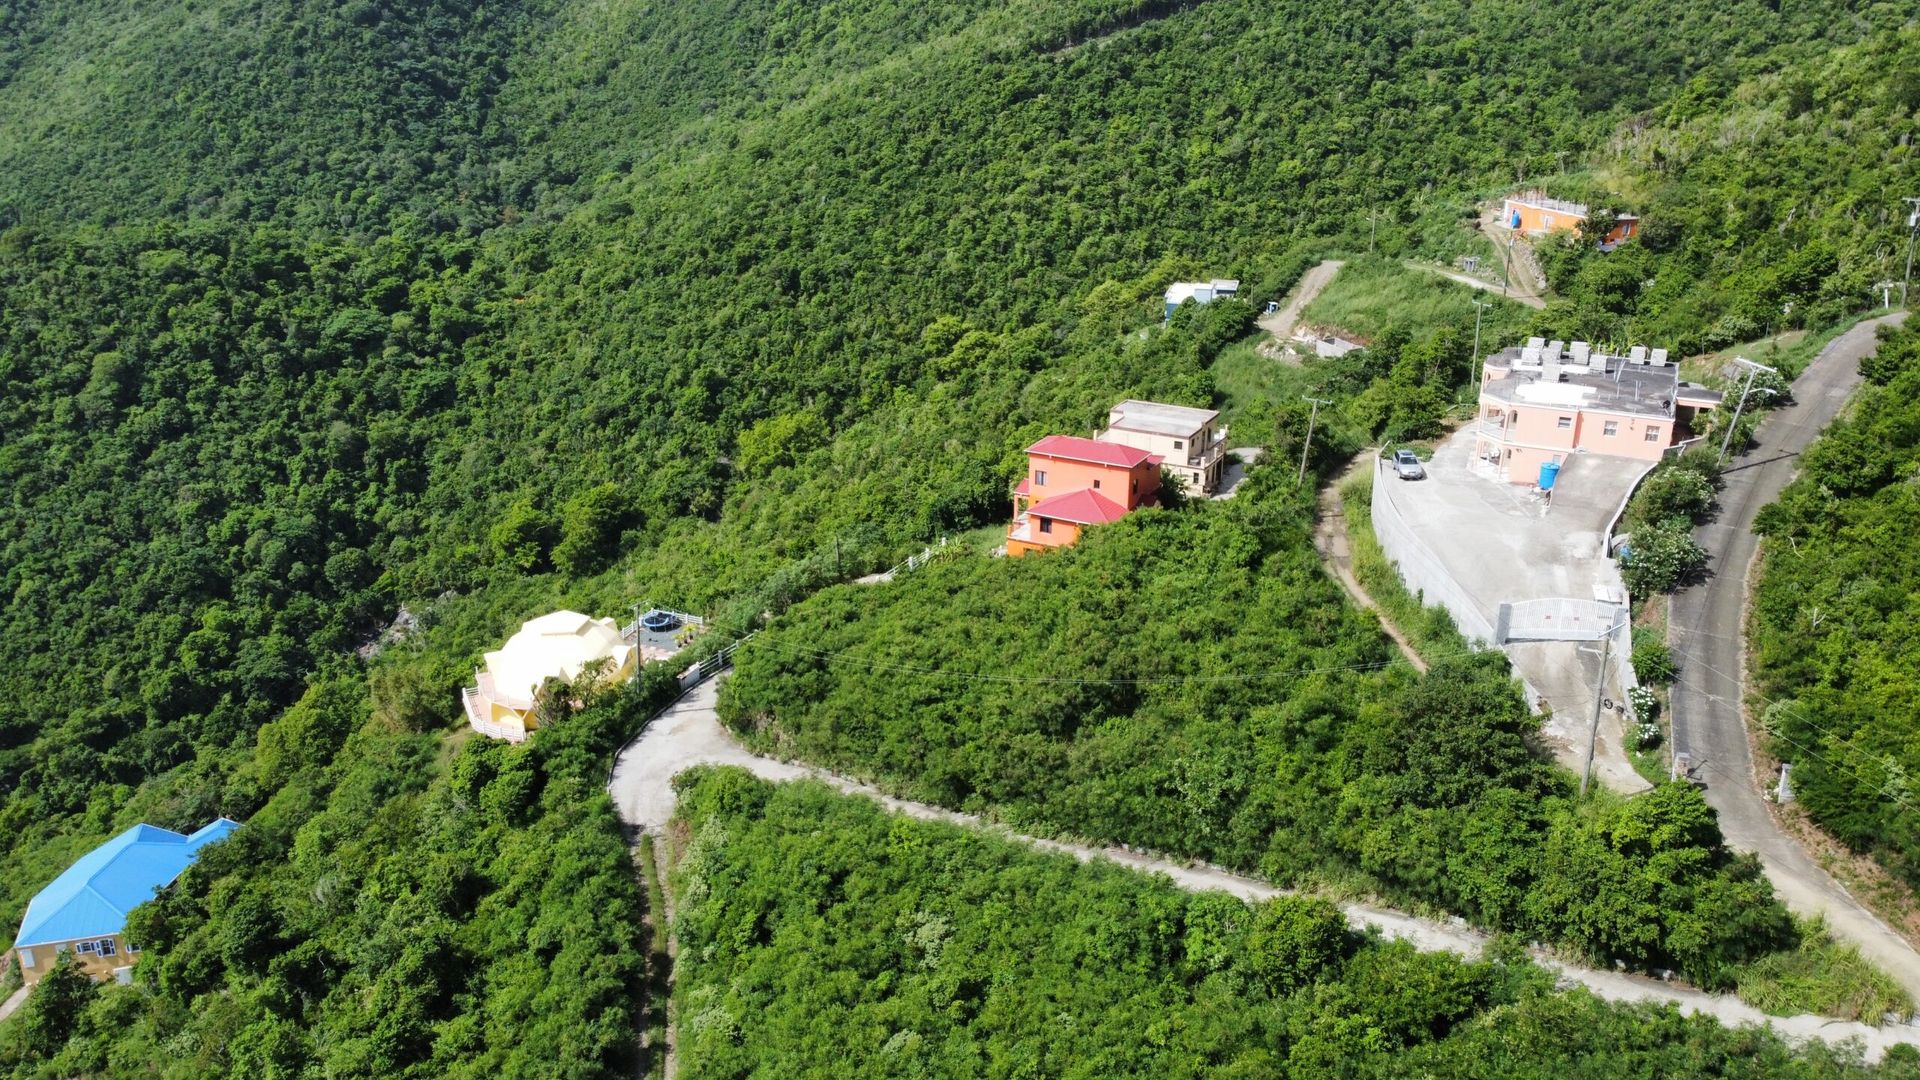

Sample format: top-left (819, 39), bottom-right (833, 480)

top-left (2, 0), bottom-right (1919, 1073)
top-left (667, 767), bottom-right (1914, 1078)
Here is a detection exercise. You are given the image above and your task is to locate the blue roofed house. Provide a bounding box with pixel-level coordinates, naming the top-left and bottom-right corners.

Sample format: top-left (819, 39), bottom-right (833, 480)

top-left (10, 818), bottom-right (239, 985)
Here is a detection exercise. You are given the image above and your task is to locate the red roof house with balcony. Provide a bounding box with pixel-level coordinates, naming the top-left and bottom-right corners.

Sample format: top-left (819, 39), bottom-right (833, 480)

top-left (1007, 435), bottom-right (1160, 556)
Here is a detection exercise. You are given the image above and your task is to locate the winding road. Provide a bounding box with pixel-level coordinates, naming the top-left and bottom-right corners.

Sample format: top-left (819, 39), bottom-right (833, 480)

top-left (1256, 259), bottom-right (1343, 346)
top-left (1669, 313), bottom-right (1920, 1003)
top-left (611, 676), bottom-right (1920, 1060)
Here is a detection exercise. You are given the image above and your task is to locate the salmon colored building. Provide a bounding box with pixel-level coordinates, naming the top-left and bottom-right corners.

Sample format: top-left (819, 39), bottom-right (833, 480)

top-left (1475, 339), bottom-right (1722, 484)
top-left (1007, 435), bottom-right (1161, 556)
top-left (1502, 192), bottom-right (1638, 247)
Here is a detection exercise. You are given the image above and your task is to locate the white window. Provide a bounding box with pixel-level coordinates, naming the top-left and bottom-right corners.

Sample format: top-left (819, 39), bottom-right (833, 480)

top-left (1602, 421), bottom-right (1618, 436)
top-left (77, 941), bottom-right (96, 955)
top-left (97, 939), bottom-right (117, 957)
top-left (1645, 426), bottom-right (1661, 442)
top-left (1033, 470), bottom-right (1047, 486)
top-left (18, 948), bottom-right (32, 969)
top-left (1556, 416), bottom-right (1573, 430)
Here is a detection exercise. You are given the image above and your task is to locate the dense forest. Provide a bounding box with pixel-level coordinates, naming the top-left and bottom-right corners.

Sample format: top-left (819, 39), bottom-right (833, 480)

top-left (2, 0), bottom-right (1919, 1071)
top-left (669, 767), bottom-right (1920, 1078)
top-left (1752, 320), bottom-right (1920, 892)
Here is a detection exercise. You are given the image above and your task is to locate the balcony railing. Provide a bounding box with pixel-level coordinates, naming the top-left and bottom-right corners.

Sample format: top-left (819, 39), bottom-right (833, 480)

top-left (1007, 514), bottom-right (1033, 543)
top-left (1185, 431), bottom-right (1230, 469)
top-left (462, 685), bottom-right (527, 743)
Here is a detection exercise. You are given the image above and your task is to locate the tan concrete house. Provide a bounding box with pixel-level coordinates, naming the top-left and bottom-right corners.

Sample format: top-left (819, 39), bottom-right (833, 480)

top-left (1097, 399), bottom-right (1229, 496)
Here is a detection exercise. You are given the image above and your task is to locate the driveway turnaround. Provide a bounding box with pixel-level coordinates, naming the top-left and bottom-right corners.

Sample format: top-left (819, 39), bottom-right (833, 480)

top-left (1373, 431), bottom-right (1649, 792)
top-left (1669, 313), bottom-right (1920, 1003)
top-left (609, 676), bottom-right (1920, 1059)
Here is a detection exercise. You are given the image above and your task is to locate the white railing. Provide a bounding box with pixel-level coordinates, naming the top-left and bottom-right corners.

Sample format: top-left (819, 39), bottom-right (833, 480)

top-left (462, 685), bottom-right (527, 743)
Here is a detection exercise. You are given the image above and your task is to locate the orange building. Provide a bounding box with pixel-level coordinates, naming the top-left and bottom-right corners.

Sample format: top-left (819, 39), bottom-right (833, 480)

top-left (1007, 435), bottom-right (1161, 556)
top-left (1502, 192), bottom-right (1638, 246)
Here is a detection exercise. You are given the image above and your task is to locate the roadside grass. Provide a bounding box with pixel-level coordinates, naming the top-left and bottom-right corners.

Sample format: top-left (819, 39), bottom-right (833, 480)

top-left (1681, 312), bottom-right (1875, 384)
top-left (1213, 334), bottom-right (1327, 419)
top-left (1734, 917), bottom-right (1914, 1023)
top-left (1338, 469), bottom-right (1473, 659)
top-left (1300, 255), bottom-right (1532, 345)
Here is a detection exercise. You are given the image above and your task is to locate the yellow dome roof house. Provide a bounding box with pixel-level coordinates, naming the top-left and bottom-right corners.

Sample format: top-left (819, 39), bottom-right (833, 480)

top-left (463, 610), bottom-right (637, 741)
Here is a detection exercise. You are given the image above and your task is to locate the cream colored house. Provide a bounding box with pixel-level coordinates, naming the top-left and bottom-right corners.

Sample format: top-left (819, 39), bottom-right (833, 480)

top-left (1097, 399), bottom-right (1229, 495)
top-left (462, 611), bottom-right (637, 742)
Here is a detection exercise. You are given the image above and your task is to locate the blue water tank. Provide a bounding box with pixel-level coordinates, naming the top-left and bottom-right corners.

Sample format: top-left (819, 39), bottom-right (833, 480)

top-left (1538, 460), bottom-right (1561, 490)
top-left (1509, 210), bottom-right (1522, 228)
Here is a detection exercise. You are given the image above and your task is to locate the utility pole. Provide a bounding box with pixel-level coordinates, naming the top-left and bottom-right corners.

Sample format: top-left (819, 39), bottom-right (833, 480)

top-left (1581, 609), bottom-right (1630, 798)
top-left (1904, 197), bottom-right (1920, 308)
top-left (1470, 299), bottom-right (1491, 393)
top-left (1369, 208), bottom-right (1380, 253)
top-left (1501, 233), bottom-right (1515, 297)
top-left (1717, 357), bottom-right (1779, 464)
top-left (1298, 396), bottom-right (1332, 483)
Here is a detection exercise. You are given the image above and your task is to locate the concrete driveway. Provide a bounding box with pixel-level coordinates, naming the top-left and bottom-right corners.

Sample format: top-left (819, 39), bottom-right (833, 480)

top-left (1373, 430), bottom-right (1650, 792)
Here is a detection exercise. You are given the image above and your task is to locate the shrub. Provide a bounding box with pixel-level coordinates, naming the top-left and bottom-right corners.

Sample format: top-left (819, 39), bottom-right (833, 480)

top-left (1621, 518), bottom-right (1708, 597)
top-left (1631, 629), bottom-right (1677, 685)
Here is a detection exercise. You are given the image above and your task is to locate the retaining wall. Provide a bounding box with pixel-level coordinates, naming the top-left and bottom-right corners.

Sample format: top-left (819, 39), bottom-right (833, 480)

top-left (1368, 459), bottom-right (1498, 644)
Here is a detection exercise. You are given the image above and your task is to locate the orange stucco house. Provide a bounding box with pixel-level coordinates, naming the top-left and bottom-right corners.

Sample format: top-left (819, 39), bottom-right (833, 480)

top-left (1474, 339), bottom-right (1721, 483)
top-left (1007, 435), bottom-right (1161, 556)
top-left (1502, 192), bottom-right (1638, 247)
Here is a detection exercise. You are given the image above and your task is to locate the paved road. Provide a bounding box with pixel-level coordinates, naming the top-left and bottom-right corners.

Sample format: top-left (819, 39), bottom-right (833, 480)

top-left (0, 985), bottom-right (24, 1026)
top-left (1669, 313), bottom-right (1920, 1002)
top-left (611, 677), bottom-right (1920, 1058)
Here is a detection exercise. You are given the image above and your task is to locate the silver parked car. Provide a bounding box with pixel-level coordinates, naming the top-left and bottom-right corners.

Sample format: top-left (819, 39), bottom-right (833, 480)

top-left (1392, 449), bottom-right (1426, 480)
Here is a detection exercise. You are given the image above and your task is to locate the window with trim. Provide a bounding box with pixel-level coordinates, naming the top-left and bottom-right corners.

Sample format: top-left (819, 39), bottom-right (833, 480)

top-left (1174, 440), bottom-right (1184, 450)
top-left (1556, 416), bottom-right (1573, 429)
top-left (1645, 426), bottom-right (1661, 442)
top-left (1603, 421), bottom-right (1618, 436)
top-left (1034, 470), bottom-right (1046, 486)
top-left (1038, 518), bottom-right (1052, 534)
top-left (77, 941), bottom-right (97, 955)
top-left (18, 948), bottom-right (32, 968)
top-left (97, 939), bottom-right (116, 957)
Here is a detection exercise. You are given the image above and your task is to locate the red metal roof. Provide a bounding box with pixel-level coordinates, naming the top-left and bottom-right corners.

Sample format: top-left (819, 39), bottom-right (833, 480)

top-left (1026, 488), bottom-right (1132, 525)
top-left (1012, 478), bottom-right (1031, 496)
top-left (1026, 435), bottom-right (1155, 468)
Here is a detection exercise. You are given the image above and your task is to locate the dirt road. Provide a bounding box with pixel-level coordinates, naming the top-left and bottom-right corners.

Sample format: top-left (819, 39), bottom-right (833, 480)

top-left (1311, 456), bottom-right (1427, 673)
top-left (1669, 312), bottom-right (1920, 1003)
top-left (610, 676), bottom-right (1920, 1059)
top-left (1409, 262), bottom-right (1547, 310)
top-left (1257, 259), bottom-right (1344, 345)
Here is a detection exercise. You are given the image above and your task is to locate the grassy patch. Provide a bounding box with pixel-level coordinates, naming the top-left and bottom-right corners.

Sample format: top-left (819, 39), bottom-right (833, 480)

top-left (1300, 255), bottom-right (1533, 346)
top-left (1214, 335), bottom-right (1328, 417)
top-left (1733, 918), bottom-right (1914, 1022)
top-left (1681, 312), bottom-right (1873, 383)
top-left (1338, 468), bottom-right (1474, 659)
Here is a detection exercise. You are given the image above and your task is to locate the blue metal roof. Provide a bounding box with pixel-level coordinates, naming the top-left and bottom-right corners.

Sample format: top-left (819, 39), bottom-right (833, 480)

top-left (13, 818), bottom-right (240, 948)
